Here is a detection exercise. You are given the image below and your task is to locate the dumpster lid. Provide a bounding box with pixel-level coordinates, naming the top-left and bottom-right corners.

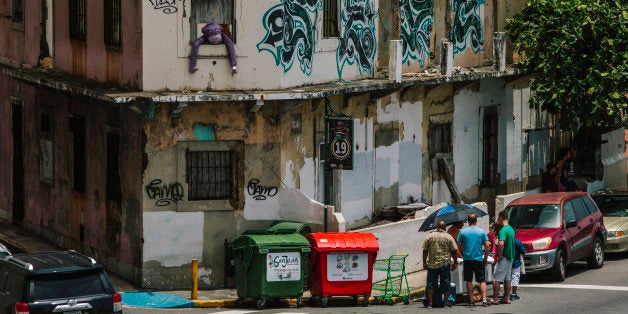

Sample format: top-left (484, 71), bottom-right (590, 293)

top-left (306, 232), bottom-right (379, 252)
top-left (232, 233), bottom-right (310, 249)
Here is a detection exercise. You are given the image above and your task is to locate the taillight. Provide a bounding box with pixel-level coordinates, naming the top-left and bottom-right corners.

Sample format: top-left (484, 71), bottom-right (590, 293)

top-left (113, 292), bottom-right (122, 312)
top-left (15, 302), bottom-right (29, 314)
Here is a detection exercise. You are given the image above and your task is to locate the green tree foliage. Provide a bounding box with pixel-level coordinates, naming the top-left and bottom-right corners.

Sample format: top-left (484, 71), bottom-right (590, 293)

top-left (506, 0), bottom-right (627, 129)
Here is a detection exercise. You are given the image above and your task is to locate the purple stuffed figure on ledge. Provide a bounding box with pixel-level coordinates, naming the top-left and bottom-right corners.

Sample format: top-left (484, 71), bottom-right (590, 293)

top-left (189, 22), bottom-right (237, 74)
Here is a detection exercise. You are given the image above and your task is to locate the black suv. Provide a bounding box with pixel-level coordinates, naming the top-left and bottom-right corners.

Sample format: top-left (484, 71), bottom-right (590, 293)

top-left (0, 250), bottom-right (122, 314)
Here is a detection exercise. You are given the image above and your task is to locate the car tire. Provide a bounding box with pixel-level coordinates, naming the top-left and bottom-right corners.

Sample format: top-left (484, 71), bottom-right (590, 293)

top-left (550, 248), bottom-right (566, 282)
top-left (587, 237), bottom-right (604, 269)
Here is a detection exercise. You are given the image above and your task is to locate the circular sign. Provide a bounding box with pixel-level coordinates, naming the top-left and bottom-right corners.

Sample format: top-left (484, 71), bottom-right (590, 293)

top-left (331, 138), bottom-right (351, 160)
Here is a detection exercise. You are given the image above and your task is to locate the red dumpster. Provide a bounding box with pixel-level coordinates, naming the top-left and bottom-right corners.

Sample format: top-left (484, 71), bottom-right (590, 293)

top-left (306, 232), bottom-right (379, 307)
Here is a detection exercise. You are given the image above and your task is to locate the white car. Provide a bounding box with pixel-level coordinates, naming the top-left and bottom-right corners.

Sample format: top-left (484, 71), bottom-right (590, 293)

top-left (0, 243), bottom-right (11, 258)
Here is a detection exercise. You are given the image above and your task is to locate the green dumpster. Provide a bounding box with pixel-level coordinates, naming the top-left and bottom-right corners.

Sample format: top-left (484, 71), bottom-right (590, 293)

top-left (231, 230), bottom-right (310, 309)
top-left (268, 221), bottom-right (312, 237)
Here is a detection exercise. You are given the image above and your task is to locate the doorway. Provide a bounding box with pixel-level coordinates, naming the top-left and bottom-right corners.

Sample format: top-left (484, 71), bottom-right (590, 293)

top-left (12, 101), bottom-right (24, 224)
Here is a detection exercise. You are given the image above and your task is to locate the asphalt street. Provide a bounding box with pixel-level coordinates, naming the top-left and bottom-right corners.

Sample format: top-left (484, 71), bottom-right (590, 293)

top-left (122, 252), bottom-right (628, 314)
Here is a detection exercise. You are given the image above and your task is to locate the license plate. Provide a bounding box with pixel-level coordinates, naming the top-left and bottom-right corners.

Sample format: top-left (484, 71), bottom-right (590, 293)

top-left (63, 311), bottom-right (82, 314)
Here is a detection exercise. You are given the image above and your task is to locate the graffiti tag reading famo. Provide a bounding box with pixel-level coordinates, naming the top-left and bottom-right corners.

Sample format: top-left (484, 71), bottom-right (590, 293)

top-left (399, 0), bottom-right (433, 66)
top-left (247, 179), bottom-right (278, 201)
top-left (149, 0), bottom-right (177, 14)
top-left (450, 0), bottom-right (484, 55)
top-left (146, 179), bottom-right (184, 206)
top-left (337, 0), bottom-right (378, 78)
top-left (258, 0), bottom-right (321, 75)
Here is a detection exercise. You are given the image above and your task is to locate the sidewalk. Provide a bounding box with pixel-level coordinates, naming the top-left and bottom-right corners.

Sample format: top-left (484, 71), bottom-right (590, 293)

top-left (0, 219), bottom-right (426, 309)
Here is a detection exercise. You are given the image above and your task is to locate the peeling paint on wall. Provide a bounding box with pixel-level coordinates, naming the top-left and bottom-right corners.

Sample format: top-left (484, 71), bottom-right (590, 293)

top-left (193, 123), bottom-right (215, 140)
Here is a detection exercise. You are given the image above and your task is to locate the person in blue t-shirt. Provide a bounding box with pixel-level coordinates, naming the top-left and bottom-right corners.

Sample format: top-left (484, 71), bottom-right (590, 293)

top-left (457, 213), bottom-right (491, 307)
top-left (510, 238), bottom-right (526, 300)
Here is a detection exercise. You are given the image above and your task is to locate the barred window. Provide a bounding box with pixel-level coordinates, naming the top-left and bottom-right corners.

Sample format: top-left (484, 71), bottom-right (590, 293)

top-left (12, 0), bottom-right (24, 24)
top-left (323, 0), bottom-right (339, 38)
top-left (104, 0), bottom-right (121, 47)
top-left (69, 0), bottom-right (87, 42)
top-left (186, 150), bottom-right (233, 200)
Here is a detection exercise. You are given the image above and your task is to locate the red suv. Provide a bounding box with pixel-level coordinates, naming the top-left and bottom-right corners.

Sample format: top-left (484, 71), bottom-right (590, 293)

top-left (505, 192), bottom-right (607, 281)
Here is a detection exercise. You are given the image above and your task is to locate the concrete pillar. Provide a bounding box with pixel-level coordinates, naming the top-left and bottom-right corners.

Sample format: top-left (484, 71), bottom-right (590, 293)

top-left (493, 32), bottom-right (507, 72)
top-left (388, 40), bottom-right (402, 83)
top-left (440, 39), bottom-right (453, 77)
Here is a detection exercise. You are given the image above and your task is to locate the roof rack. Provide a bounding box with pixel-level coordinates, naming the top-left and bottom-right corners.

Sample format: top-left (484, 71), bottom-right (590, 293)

top-left (6, 256), bottom-right (34, 270)
top-left (68, 250), bottom-right (97, 265)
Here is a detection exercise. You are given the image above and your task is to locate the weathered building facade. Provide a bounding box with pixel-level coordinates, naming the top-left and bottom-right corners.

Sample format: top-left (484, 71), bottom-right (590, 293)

top-left (1, 0), bottom-right (576, 289)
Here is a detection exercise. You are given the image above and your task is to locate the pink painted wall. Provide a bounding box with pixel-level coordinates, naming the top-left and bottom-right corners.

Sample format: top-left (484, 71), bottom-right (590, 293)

top-left (54, 0), bottom-right (142, 88)
top-left (0, 0), bottom-right (41, 65)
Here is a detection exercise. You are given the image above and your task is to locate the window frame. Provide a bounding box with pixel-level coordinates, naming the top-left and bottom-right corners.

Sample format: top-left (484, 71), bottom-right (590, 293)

top-left (11, 0), bottom-right (24, 30)
top-left (481, 107), bottom-right (499, 186)
top-left (323, 0), bottom-right (339, 38)
top-left (189, 0), bottom-right (236, 44)
top-left (176, 140), bottom-right (243, 212)
top-left (69, 0), bottom-right (87, 42)
top-left (104, 0), bottom-right (122, 48)
top-left (39, 107), bottom-right (54, 186)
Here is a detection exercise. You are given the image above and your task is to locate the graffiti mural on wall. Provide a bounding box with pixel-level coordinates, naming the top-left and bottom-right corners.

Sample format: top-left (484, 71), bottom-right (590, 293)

top-left (399, 0), bottom-right (433, 66)
top-left (149, 0), bottom-right (177, 14)
top-left (247, 179), bottom-right (278, 201)
top-left (146, 179), bottom-right (184, 206)
top-left (450, 0), bottom-right (484, 55)
top-left (258, 0), bottom-right (321, 75)
top-left (336, 0), bottom-right (378, 78)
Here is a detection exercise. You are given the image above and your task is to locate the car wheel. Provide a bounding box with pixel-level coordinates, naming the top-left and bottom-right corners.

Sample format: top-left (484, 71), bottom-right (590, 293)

top-left (550, 248), bottom-right (566, 282)
top-left (587, 237), bottom-right (604, 268)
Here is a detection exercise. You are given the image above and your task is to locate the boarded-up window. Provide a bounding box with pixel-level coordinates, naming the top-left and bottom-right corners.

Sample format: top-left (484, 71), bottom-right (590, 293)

top-left (12, 0), bottom-right (24, 24)
top-left (69, 116), bottom-right (86, 193)
top-left (186, 150), bottom-right (233, 200)
top-left (39, 109), bottom-right (54, 185)
top-left (106, 132), bottom-right (122, 202)
top-left (69, 0), bottom-right (87, 42)
top-left (482, 109), bottom-right (499, 186)
top-left (323, 0), bottom-right (339, 37)
top-left (104, 0), bottom-right (121, 47)
top-left (190, 0), bottom-right (235, 43)
top-left (428, 123), bottom-right (452, 159)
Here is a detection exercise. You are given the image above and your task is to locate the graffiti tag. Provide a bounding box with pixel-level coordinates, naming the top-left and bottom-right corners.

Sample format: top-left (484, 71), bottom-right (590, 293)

top-left (337, 0), bottom-right (378, 78)
top-left (450, 0), bottom-right (484, 55)
top-left (146, 179), bottom-right (184, 206)
top-left (399, 0), bottom-right (433, 66)
top-left (149, 0), bottom-right (177, 14)
top-left (247, 179), bottom-right (278, 201)
top-left (258, 0), bottom-right (320, 75)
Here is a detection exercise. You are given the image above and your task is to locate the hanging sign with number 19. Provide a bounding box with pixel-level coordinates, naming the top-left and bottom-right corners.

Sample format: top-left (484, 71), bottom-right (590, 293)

top-left (327, 117), bottom-right (353, 170)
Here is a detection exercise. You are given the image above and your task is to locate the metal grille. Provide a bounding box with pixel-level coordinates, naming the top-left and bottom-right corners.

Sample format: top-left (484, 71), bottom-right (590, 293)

top-left (69, 0), bottom-right (87, 42)
top-left (186, 150), bottom-right (233, 200)
top-left (482, 113), bottom-right (499, 186)
top-left (104, 0), bottom-right (121, 47)
top-left (428, 123), bottom-right (452, 159)
top-left (323, 0), bottom-right (339, 38)
top-left (12, 0), bottom-right (23, 23)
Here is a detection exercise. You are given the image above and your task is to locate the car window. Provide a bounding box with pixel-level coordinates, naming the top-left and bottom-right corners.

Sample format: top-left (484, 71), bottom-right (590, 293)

top-left (581, 197), bottom-right (598, 214)
top-left (32, 271), bottom-right (106, 300)
top-left (564, 201), bottom-right (577, 225)
top-left (9, 273), bottom-right (23, 298)
top-left (570, 198), bottom-right (589, 221)
top-left (592, 194), bottom-right (628, 217)
top-left (507, 204), bottom-right (561, 229)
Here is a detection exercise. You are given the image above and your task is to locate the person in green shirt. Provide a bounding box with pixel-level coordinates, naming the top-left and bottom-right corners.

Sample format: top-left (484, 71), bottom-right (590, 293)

top-left (490, 210), bottom-right (515, 305)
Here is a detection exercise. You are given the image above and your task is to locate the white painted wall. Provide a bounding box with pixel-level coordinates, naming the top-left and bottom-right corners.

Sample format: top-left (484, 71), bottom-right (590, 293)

top-left (143, 211), bottom-right (204, 266)
top-left (142, 0), bottom-right (378, 91)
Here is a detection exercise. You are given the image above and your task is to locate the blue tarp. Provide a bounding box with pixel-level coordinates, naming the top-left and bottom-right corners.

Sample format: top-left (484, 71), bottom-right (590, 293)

top-left (121, 292), bottom-right (195, 308)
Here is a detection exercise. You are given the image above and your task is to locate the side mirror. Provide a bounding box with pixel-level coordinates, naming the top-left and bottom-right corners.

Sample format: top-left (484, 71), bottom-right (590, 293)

top-left (566, 220), bottom-right (577, 228)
